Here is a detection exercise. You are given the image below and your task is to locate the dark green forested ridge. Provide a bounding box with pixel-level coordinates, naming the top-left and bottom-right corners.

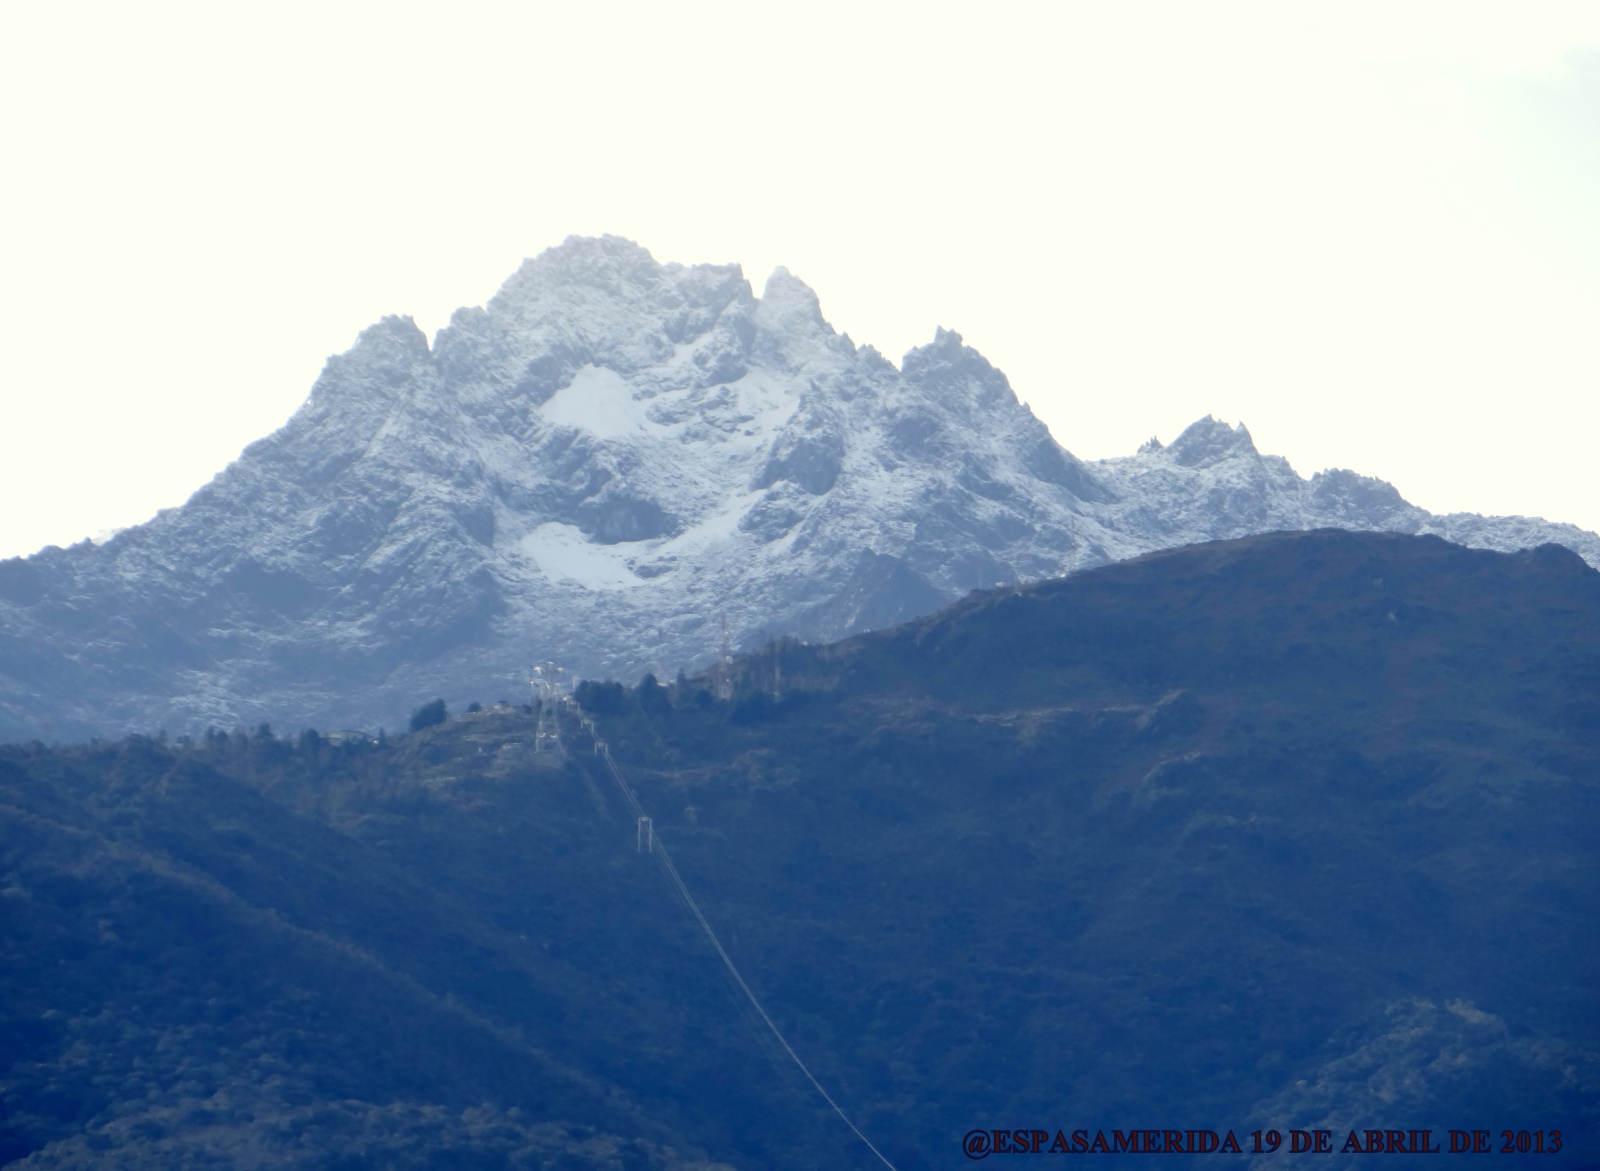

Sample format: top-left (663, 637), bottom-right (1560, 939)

top-left (2, 529), bottom-right (1597, 1168)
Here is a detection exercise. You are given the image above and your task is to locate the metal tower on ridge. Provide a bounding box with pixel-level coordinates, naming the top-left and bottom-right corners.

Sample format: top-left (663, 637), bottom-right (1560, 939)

top-left (715, 614), bottom-right (732, 700)
top-left (530, 663), bottom-right (566, 753)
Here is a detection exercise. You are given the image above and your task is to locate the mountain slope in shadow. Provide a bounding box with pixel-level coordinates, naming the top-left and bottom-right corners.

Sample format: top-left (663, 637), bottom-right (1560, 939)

top-left (2, 529), bottom-right (1595, 1168)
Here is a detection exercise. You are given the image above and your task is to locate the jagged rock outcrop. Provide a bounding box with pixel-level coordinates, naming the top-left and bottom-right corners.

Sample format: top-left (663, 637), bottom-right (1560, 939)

top-left (3, 236), bottom-right (1596, 739)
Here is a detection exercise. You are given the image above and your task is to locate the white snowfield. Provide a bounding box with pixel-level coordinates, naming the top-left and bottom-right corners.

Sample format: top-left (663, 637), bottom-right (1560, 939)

top-left (2, 235), bottom-right (1596, 739)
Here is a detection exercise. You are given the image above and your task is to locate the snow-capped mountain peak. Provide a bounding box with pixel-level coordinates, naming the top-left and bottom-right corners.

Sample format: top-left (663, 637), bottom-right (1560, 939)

top-left (2, 236), bottom-right (1596, 739)
top-left (1159, 414), bottom-right (1257, 467)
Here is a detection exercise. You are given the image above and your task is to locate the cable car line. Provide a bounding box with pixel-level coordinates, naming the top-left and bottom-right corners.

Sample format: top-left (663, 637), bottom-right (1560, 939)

top-left (565, 703), bottom-right (901, 1171)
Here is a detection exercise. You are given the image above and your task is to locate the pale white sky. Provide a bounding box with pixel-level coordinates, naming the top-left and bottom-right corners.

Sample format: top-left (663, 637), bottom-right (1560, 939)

top-left (2, 1), bottom-right (1597, 559)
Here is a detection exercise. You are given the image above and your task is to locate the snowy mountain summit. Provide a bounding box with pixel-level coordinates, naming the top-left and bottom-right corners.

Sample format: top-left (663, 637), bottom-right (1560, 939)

top-left (3, 236), bottom-right (1596, 739)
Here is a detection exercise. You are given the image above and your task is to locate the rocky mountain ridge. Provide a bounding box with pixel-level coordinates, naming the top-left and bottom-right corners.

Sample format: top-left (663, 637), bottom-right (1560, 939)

top-left (2, 235), bottom-right (1596, 739)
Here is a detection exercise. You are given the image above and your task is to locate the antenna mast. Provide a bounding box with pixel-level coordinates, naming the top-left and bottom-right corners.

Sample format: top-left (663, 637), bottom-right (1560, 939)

top-left (715, 615), bottom-right (732, 700)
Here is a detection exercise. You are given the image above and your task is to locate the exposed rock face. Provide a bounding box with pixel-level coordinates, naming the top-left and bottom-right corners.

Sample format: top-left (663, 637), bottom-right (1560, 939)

top-left (2, 236), bottom-right (1596, 739)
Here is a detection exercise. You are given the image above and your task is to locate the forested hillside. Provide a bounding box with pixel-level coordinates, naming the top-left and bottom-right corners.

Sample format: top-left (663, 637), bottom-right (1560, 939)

top-left (3, 530), bottom-right (1596, 1168)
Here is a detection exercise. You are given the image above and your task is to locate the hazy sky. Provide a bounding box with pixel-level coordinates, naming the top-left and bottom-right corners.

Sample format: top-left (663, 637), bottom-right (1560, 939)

top-left (2, 2), bottom-right (1597, 559)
